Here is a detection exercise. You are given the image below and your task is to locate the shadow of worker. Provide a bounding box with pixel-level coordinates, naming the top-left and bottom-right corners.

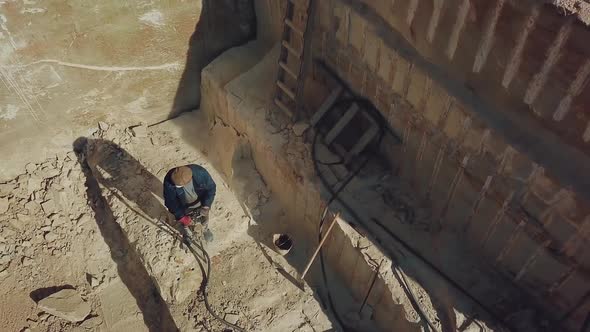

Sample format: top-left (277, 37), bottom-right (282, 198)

top-left (73, 137), bottom-right (179, 332)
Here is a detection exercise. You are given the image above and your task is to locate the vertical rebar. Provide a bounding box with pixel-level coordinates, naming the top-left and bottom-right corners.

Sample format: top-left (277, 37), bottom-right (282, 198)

top-left (464, 175), bottom-right (493, 232)
top-left (440, 155), bottom-right (470, 221)
top-left (482, 191), bottom-right (514, 249)
top-left (496, 220), bottom-right (525, 263)
top-left (515, 240), bottom-right (551, 282)
top-left (358, 259), bottom-right (383, 315)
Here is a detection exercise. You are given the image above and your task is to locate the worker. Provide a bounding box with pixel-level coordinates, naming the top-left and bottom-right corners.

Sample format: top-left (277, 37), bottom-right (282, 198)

top-left (163, 165), bottom-right (216, 241)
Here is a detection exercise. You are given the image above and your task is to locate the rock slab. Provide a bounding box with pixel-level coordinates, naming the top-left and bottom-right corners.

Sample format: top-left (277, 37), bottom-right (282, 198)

top-left (37, 289), bottom-right (91, 322)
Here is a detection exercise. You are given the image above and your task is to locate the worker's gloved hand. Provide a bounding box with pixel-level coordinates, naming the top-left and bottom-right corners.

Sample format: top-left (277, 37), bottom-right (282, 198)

top-left (178, 215), bottom-right (191, 227)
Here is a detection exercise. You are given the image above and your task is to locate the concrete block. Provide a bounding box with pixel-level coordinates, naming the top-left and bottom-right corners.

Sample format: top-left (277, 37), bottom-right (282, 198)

top-left (325, 226), bottom-right (347, 265)
top-left (337, 51), bottom-right (351, 78)
top-left (363, 28), bottom-right (379, 72)
top-left (442, 102), bottom-right (468, 141)
top-left (318, 0), bottom-right (332, 30)
top-left (506, 150), bottom-right (534, 182)
top-left (334, 3), bottom-right (349, 45)
top-left (406, 69), bottom-right (426, 111)
top-left (349, 11), bottom-right (366, 53)
top-left (378, 44), bottom-right (393, 84)
top-left (461, 118), bottom-right (488, 153)
top-left (482, 131), bottom-right (508, 162)
top-left (337, 240), bottom-right (361, 286)
top-left (350, 258), bottom-right (374, 301)
top-left (365, 72), bottom-right (378, 101)
top-left (349, 64), bottom-right (365, 93)
top-left (531, 173), bottom-right (561, 202)
top-left (392, 56), bottom-right (411, 96)
top-left (375, 82), bottom-right (393, 119)
top-left (423, 83), bottom-right (449, 126)
top-left (372, 295), bottom-right (400, 331)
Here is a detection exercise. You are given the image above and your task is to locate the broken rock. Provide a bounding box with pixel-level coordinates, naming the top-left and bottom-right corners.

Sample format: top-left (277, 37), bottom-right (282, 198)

top-left (130, 125), bottom-right (148, 138)
top-left (98, 121), bottom-right (110, 131)
top-left (292, 121), bottom-right (310, 136)
top-left (27, 177), bottom-right (42, 196)
top-left (41, 200), bottom-right (57, 215)
top-left (224, 312), bottom-right (240, 325)
top-left (0, 197), bottom-right (8, 214)
top-left (44, 232), bottom-right (58, 243)
top-left (37, 289), bottom-right (90, 322)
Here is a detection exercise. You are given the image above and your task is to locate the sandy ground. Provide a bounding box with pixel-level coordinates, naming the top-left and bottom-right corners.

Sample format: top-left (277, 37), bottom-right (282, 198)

top-left (0, 116), bottom-right (332, 332)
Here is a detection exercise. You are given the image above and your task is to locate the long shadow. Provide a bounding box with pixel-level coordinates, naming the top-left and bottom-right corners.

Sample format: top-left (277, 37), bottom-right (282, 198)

top-left (170, 0), bottom-right (256, 117)
top-left (73, 137), bottom-right (175, 231)
top-left (74, 137), bottom-right (179, 332)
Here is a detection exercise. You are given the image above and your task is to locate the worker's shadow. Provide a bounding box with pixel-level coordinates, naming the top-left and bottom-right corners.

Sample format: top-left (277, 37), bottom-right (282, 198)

top-left (73, 137), bottom-right (179, 332)
top-left (73, 137), bottom-right (179, 233)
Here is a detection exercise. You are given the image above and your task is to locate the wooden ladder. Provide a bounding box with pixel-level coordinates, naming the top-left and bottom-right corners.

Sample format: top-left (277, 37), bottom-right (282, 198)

top-left (274, 0), bottom-right (313, 119)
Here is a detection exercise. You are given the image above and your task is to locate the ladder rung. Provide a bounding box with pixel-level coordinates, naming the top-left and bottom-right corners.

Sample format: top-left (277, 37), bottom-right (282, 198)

top-left (325, 104), bottom-right (359, 145)
top-left (282, 40), bottom-right (302, 58)
top-left (277, 80), bottom-right (296, 100)
top-left (279, 61), bottom-right (299, 79)
top-left (345, 125), bottom-right (379, 163)
top-left (311, 86), bottom-right (344, 126)
top-left (285, 19), bottom-right (304, 36)
top-left (274, 98), bottom-right (294, 118)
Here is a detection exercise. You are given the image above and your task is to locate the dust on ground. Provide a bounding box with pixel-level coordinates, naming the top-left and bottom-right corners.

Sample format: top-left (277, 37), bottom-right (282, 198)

top-left (0, 118), bottom-right (332, 332)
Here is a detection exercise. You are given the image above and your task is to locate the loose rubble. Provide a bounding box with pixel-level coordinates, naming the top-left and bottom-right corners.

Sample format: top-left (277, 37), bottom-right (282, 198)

top-left (37, 289), bottom-right (91, 322)
top-left (0, 120), bottom-right (332, 332)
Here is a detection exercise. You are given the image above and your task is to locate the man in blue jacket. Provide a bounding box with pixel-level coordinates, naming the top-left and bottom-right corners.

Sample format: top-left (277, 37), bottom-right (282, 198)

top-left (164, 165), bottom-right (216, 241)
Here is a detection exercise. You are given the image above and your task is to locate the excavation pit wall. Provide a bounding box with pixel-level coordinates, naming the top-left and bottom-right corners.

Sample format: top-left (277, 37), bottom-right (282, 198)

top-left (204, 0), bottom-right (590, 330)
top-left (300, 0), bottom-right (590, 330)
top-left (200, 40), bottom-right (500, 331)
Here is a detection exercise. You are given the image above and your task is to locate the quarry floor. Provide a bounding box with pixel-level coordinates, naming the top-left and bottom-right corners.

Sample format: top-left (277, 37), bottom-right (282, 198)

top-left (0, 113), bottom-right (334, 332)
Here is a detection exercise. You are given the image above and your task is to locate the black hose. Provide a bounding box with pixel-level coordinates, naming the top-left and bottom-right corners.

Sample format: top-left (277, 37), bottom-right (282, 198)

top-left (391, 263), bottom-right (439, 332)
top-left (314, 130), bottom-right (374, 331)
top-left (184, 234), bottom-right (247, 332)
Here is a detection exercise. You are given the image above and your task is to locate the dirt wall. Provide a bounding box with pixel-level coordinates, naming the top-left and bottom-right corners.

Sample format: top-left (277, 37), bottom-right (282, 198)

top-left (306, 0), bottom-right (590, 330)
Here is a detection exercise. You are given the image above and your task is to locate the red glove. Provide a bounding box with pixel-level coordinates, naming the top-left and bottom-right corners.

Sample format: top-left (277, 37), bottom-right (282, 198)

top-left (179, 215), bottom-right (191, 227)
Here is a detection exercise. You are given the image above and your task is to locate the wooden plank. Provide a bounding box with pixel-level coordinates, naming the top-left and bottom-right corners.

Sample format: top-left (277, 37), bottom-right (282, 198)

top-left (325, 103), bottom-right (359, 145)
top-left (345, 124), bottom-right (379, 163)
top-left (285, 18), bottom-right (304, 36)
top-left (274, 98), bottom-right (294, 118)
top-left (279, 61), bottom-right (298, 79)
top-left (277, 80), bottom-right (296, 100)
top-left (310, 86), bottom-right (343, 126)
top-left (282, 40), bottom-right (302, 58)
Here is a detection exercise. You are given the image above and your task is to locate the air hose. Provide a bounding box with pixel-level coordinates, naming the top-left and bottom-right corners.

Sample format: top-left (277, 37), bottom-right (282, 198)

top-left (183, 232), bottom-right (247, 332)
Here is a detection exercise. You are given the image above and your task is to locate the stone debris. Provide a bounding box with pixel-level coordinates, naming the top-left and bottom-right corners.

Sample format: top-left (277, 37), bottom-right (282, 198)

top-left (0, 197), bottom-right (9, 214)
top-left (25, 163), bottom-right (37, 174)
top-left (27, 177), bottom-right (42, 196)
top-left (37, 289), bottom-right (91, 322)
top-left (44, 232), bottom-right (58, 243)
top-left (98, 121), bottom-right (110, 131)
top-left (40, 200), bottom-right (56, 214)
top-left (292, 121), bottom-right (310, 136)
top-left (0, 183), bottom-right (14, 196)
top-left (0, 116), bottom-right (335, 332)
top-left (130, 124), bottom-right (148, 137)
top-left (224, 312), bottom-right (240, 325)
